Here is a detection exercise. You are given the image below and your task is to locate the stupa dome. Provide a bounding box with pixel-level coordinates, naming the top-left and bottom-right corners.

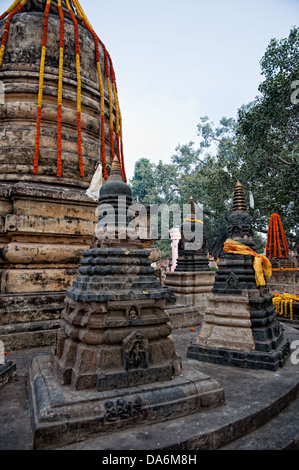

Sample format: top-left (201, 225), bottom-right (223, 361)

top-left (0, 0), bottom-right (126, 186)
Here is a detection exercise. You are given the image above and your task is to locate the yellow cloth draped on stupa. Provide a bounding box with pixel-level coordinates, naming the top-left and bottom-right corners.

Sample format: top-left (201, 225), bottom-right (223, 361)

top-left (223, 239), bottom-right (272, 287)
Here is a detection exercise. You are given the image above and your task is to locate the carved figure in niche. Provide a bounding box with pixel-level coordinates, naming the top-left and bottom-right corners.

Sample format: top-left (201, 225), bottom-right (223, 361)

top-left (226, 272), bottom-right (239, 291)
top-left (122, 331), bottom-right (149, 371)
top-left (227, 216), bottom-right (253, 240)
top-left (128, 305), bottom-right (139, 320)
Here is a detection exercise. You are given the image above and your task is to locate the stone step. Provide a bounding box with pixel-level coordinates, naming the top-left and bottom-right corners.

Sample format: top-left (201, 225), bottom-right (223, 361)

top-left (220, 398), bottom-right (299, 450)
top-left (57, 361), bottom-right (299, 450)
top-left (1, 324), bottom-right (299, 450)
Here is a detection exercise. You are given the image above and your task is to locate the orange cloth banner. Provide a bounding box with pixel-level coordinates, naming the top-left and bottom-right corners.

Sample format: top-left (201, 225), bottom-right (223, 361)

top-left (223, 239), bottom-right (272, 287)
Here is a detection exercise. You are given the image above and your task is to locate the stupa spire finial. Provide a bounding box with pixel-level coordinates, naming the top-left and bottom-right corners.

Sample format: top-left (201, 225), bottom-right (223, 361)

top-left (232, 180), bottom-right (247, 212)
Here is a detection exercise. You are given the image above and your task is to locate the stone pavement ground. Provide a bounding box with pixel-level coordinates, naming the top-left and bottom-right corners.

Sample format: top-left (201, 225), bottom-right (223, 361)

top-left (0, 323), bottom-right (299, 451)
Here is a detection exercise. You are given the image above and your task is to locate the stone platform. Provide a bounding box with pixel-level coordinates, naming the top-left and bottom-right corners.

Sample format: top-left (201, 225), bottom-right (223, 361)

top-left (28, 354), bottom-right (225, 450)
top-left (165, 304), bottom-right (203, 329)
top-left (268, 269), bottom-right (299, 296)
top-left (1, 324), bottom-right (299, 451)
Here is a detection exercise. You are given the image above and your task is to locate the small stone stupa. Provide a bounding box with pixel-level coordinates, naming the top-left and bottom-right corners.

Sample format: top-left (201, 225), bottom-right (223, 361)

top-left (28, 159), bottom-right (225, 449)
top-left (175, 197), bottom-right (210, 272)
top-left (188, 181), bottom-right (290, 370)
top-left (164, 197), bottom-right (215, 328)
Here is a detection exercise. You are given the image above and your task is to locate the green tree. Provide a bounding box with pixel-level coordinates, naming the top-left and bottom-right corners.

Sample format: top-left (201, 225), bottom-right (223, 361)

top-left (237, 26), bottom-right (299, 250)
top-left (130, 158), bottom-right (158, 204)
top-left (129, 27), bottom-right (298, 255)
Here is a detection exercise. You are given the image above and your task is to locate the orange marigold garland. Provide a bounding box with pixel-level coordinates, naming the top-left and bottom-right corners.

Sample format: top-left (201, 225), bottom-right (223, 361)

top-left (0, 0), bottom-right (22, 22)
top-left (275, 214), bottom-right (282, 258)
top-left (65, 0), bottom-right (84, 177)
top-left (273, 215), bottom-right (277, 258)
top-left (107, 49), bottom-right (126, 182)
top-left (109, 52), bottom-right (126, 182)
top-left (277, 215), bottom-right (289, 258)
top-left (266, 213), bottom-right (290, 260)
top-left (33, 0), bottom-right (51, 175)
top-left (72, 0), bottom-right (108, 179)
top-left (0, 0), bottom-right (27, 68)
top-left (71, 0), bottom-right (127, 181)
top-left (56, 0), bottom-right (65, 177)
top-left (104, 49), bottom-right (115, 165)
top-left (267, 213), bottom-right (274, 259)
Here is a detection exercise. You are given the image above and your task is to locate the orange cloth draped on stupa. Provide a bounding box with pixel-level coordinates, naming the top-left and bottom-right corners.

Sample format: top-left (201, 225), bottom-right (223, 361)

top-left (223, 239), bottom-right (272, 287)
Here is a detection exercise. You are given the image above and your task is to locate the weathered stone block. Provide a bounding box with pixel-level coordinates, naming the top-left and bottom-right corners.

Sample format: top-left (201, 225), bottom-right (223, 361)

top-left (29, 355), bottom-right (225, 449)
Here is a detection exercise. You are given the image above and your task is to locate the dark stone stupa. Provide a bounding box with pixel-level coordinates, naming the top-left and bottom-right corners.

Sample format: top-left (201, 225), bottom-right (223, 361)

top-left (28, 158), bottom-right (225, 449)
top-left (187, 181), bottom-right (290, 371)
top-left (51, 158), bottom-right (181, 391)
top-left (175, 197), bottom-right (210, 272)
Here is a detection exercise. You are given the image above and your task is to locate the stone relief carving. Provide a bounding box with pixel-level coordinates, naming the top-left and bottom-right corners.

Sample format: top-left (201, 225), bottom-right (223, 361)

top-left (122, 331), bottom-right (149, 371)
top-left (104, 396), bottom-right (143, 422)
top-left (126, 305), bottom-right (140, 321)
top-left (226, 272), bottom-right (239, 291)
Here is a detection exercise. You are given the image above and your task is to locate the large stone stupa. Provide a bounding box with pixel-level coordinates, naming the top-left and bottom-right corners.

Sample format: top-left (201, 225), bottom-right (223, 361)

top-left (0, 0), bottom-right (126, 349)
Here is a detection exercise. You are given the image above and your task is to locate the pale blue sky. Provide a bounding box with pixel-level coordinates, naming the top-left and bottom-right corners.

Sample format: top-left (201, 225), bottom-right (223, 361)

top-left (82, 0), bottom-right (298, 180)
top-left (0, 0), bottom-right (298, 180)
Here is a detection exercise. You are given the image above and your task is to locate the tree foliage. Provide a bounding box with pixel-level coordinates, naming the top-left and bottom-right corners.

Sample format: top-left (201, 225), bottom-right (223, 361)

top-left (129, 27), bottom-right (299, 257)
top-left (237, 26), bottom-right (299, 249)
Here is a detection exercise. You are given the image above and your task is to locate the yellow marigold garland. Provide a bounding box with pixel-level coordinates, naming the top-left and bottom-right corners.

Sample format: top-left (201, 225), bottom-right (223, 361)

top-left (273, 293), bottom-right (299, 321)
top-left (33, 0), bottom-right (51, 175)
top-left (184, 218), bottom-right (204, 224)
top-left (0, 0), bottom-right (27, 68)
top-left (72, 0), bottom-right (108, 179)
top-left (65, 0), bottom-right (84, 177)
top-left (56, 0), bottom-right (64, 177)
top-left (0, 0), bottom-right (21, 21)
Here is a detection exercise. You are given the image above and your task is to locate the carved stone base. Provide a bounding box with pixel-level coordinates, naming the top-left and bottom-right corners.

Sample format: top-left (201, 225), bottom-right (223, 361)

top-left (165, 304), bottom-right (203, 329)
top-left (28, 355), bottom-right (225, 450)
top-left (51, 295), bottom-right (181, 391)
top-left (188, 292), bottom-right (291, 371)
top-left (187, 338), bottom-right (290, 371)
top-left (195, 293), bottom-right (255, 351)
top-left (164, 271), bottom-right (215, 311)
